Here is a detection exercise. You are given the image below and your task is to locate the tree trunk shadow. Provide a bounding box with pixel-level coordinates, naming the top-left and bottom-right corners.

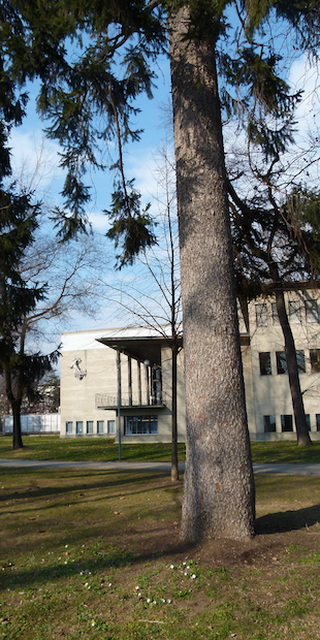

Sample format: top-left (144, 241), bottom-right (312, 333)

top-left (256, 503), bottom-right (320, 534)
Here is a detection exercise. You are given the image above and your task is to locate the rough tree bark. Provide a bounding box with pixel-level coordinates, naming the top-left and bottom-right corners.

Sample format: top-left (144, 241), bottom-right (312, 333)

top-left (5, 369), bottom-right (23, 449)
top-left (169, 7), bottom-right (255, 542)
top-left (171, 339), bottom-right (179, 481)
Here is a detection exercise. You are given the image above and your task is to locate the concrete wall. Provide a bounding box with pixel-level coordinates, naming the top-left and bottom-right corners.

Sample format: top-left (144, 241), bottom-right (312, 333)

top-left (60, 290), bottom-right (320, 443)
top-left (60, 328), bottom-right (184, 442)
top-left (248, 289), bottom-right (320, 440)
top-left (60, 329), bottom-right (119, 437)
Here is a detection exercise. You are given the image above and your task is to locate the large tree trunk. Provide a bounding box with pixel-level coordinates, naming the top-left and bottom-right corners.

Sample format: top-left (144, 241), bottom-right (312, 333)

top-left (12, 400), bottom-right (23, 449)
top-left (169, 7), bottom-right (255, 542)
top-left (5, 369), bottom-right (24, 449)
top-left (171, 342), bottom-right (179, 481)
top-left (270, 266), bottom-right (312, 446)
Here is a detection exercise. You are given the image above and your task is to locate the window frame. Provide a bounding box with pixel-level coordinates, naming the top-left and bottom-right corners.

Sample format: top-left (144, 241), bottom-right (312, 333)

top-left (86, 420), bottom-right (94, 434)
top-left (296, 350), bottom-right (306, 373)
top-left (255, 303), bottom-right (268, 327)
top-left (263, 415), bottom-right (276, 433)
top-left (107, 420), bottom-right (115, 435)
top-left (66, 421), bottom-right (73, 435)
top-left (259, 352), bottom-right (272, 376)
top-left (281, 414), bottom-right (293, 432)
top-left (276, 351), bottom-right (287, 375)
top-left (310, 349), bottom-right (320, 373)
top-left (97, 420), bottom-right (104, 434)
top-left (124, 415), bottom-right (158, 436)
top-left (76, 420), bottom-right (83, 435)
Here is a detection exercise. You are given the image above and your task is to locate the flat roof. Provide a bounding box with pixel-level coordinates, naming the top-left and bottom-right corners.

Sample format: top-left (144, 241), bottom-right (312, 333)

top-left (96, 335), bottom-right (182, 365)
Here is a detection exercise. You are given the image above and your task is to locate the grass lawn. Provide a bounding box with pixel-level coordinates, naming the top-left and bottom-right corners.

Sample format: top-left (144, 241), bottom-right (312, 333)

top-left (1, 467), bottom-right (320, 639)
top-left (1, 434), bottom-right (320, 464)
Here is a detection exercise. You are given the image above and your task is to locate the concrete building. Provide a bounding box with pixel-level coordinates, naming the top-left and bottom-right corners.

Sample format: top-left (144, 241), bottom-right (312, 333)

top-left (60, 287), bottom-right (320, 442)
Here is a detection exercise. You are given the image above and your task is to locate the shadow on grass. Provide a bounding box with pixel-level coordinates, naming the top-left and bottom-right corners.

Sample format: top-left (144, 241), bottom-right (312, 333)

top-left (0, 469), bottom-right (173, 507)
top-left (0, 538), bottom-right (193, 594)
top-left (256, 503), bottom-right (320, 534)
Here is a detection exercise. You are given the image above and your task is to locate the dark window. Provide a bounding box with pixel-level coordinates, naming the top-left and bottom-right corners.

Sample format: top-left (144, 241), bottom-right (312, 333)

top-left (107, 420), bottom-right (115, 434)
top-left (76, 421), bottom-right (83, 435)
top-left (316, 414), bottom-right (320, 431)
top-left (281, 415), bottom-right (293, 432)
top-left (310, 349), bottom-right (320, 373)
top-left (86, 420), bottom-right (93, 434)
top-left (66, 421), bottom-right (73, 434)
top-left (124, 415), bottom-right (158, 435)
top-left (264, 415), bottom-right (276, 433)
top-left (259, 352), bottom-right (272, 375)
top-left (151, 366), bottom-right (162, 405)
top-left (277, 350), bottom-right (305, 374)
top-left (306, 414), bottom-right (311, 431)
top-left (97, 420), bottom-right (104, 434)
top-left (296, 350), bottom-right (306, 373)
top-left (276, 351), bottom-right (287, 374)
top-left (256, 303), bottom-right (268, 327)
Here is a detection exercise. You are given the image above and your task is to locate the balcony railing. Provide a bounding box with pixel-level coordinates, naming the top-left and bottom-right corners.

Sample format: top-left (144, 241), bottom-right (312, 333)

top-left (95, 392), bottom-right (167, 409)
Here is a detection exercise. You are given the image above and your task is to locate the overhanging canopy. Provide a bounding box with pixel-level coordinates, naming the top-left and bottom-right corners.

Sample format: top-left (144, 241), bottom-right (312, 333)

top-left (96, 336), bottom-right (170, 365)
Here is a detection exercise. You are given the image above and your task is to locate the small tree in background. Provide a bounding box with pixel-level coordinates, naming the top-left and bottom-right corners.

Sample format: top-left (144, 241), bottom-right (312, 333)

top-left (101, 143), bottom-right (182, 481)
top-left (0, 185), bottom-right (59, 448)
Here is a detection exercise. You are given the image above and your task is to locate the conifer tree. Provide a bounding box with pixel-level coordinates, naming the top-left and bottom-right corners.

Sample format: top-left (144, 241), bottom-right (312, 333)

top-left (0, 185), bottom-right (59, 448)
top-left (1, 0), bottom-right (320, 534)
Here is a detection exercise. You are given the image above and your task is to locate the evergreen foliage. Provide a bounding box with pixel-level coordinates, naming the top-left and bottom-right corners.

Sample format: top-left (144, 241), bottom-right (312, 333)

top-left (1, 1), bottom-right (319, 262)
top-left (0, 183), bottom-right (59, 448)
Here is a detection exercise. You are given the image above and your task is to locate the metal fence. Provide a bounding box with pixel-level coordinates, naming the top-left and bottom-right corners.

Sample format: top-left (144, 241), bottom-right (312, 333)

top-left (2, 413), bottom-right (60, 433)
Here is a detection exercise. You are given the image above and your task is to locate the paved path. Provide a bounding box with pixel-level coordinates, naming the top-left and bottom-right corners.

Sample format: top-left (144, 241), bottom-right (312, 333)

top-left (1, 458), bottom-right (320, 475)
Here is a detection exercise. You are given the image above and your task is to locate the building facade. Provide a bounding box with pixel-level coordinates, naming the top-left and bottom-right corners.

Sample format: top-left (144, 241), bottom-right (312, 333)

top-left (60, 287), bottom-right (320, 442)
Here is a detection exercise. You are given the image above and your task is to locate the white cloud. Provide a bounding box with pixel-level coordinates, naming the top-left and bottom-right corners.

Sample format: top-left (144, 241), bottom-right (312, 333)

top-left (9, 127), bottom-right (64, 199)
top-left (87, 211), bottom-right (110, 233)
top-left (289, 55), bottom-right (320, 131)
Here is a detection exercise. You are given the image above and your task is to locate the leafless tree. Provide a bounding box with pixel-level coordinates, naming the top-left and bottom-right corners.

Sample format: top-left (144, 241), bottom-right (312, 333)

top-left (100, 142), bottom-right (183, 480)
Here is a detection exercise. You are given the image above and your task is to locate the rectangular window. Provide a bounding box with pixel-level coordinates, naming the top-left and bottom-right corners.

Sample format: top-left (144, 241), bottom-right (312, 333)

top-left (289, 300), bottom-right (302, 324)
top-left (276, 351), bottom-right (287, 374)
top-left (66, 421), bottom-right (73, 434)
top-left (107, 420), bottom-right (115, 435)
top-left (259, 352), bottom-right (272, 375)
top-left (76, 421), bottom-right (83, 435)
top-left (316, 414), bottom-right (320, 431)
top-left (296, 350), bottom-right (306, 373)
top-left (97, 420), bottom-right (104, 434)
top-left (86, 420), bottom-right (94, 434)
top-left (264, 415), bottom-right (276, 433)
top-left (306, 414), bottom-right (311, 431)
top-left (256, 303), bottom-right (268, 327)
top-left (305, 298), bottom-right (319, 323)
top-left (124, 415), bottom-right (158, 435)
top-left (310, 349), bottom-right (320, 373)
top-left (281, 414), bottom-right (293, 432)
top-left (271, 303), bottom-right (280, 325)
